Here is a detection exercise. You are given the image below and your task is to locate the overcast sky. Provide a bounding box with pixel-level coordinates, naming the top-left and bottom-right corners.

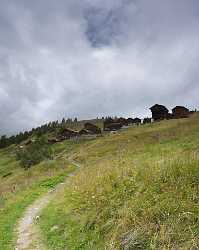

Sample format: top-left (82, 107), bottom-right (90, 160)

top-left (0, 0), bottom-right (199, 135)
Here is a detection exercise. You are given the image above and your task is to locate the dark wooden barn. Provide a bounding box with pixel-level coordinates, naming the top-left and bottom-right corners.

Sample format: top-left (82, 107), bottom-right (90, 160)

top-left (84, 123), bottom-right (101, 134)
top-left (133, 118), bottom-right (141, 125)
top-left (59, 128), bottom-right (78, 140)
top-left (78, 129), bottom-right (92, 135)
top-left (115, 117), bottom-right (128, 126)
top-left (172, 106), bottom-right (189, 119)
top-left (150, 104), bottom-right (169, 121)
top-left (104, 122), bottom-right (122, 131)
top-left (103, 118), bottom-right (115, 131)
top-left (127, 118), bottom-right (134, 125)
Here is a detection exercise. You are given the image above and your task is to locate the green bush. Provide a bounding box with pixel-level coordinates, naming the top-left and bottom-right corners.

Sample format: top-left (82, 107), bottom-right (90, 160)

top-left (16, 136), bottom-right (53, 169)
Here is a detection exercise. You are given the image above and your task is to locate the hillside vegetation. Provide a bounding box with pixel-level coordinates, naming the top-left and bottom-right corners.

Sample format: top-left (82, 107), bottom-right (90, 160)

top-left (0, 115), bottom-right (198, 249)
top-left (39, 115), bottom-right (199, 249)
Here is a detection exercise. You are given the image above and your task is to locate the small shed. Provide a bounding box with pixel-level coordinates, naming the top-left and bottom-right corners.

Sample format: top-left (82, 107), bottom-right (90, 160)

top-left (127, 118), bottom-right (134, 125)
top-left (104, 123), bottom-right (122, 131)
top-left (84, 123), bottom-right (101, 134)
top-left (59, 128), bottom-right (78, 140)
top-left (133, 118), bottom-right (141, 125)
top-left (150, 104), bottom-right (169, 121)
top-left (172, 106), bottom-right (189, 119)
top-left (115, 117), bottom-right (128, 126)
top-left (103, 118), bottom-right (115, 131)
top-left (78, 129), bottom-right (92, 135)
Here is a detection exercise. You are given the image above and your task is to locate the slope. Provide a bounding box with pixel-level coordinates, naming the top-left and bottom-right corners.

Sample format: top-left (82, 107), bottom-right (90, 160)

top-left (39, 115), bottom-right (199, 249)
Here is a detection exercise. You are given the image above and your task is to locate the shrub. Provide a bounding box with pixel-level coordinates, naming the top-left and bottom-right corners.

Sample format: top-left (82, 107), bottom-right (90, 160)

top-left (16, 136), bottom-right (53, 169)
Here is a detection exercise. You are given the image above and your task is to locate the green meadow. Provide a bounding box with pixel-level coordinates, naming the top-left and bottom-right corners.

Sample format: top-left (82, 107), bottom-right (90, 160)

top-left (0, 115), bottom-right (198, 249)
top-left (39, 115), bottom-right (199, 249)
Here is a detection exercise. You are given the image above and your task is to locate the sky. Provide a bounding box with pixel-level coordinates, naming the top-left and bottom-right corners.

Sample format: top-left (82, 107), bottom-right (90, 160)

top-left (0, 0), bottom-right (199, 135)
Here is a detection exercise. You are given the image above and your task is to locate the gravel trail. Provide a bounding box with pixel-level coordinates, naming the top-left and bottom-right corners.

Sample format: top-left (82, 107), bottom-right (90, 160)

top-left (15, 160), bottom-right (80, 250)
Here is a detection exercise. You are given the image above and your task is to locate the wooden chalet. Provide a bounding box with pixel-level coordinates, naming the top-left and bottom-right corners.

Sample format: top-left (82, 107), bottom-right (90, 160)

top-left (150, 104), bottom-right (169, 121)
top-left (172, 106), bottom-right (189, 119)
top-left (84, 122), bottom-right (101, 134)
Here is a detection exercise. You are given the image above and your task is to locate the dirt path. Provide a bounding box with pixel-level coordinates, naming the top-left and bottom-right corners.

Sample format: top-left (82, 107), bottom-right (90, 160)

top-left (15, 160), bottom-right (80, 250)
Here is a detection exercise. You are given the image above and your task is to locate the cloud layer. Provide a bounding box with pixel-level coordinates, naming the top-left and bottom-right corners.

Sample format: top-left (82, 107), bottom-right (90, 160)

top-left (0, 0), bottom-right (199, 134)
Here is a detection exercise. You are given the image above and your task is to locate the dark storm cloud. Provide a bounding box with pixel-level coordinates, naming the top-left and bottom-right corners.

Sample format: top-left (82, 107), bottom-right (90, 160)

top-left (0, 0), bottom-right (199, 134)
top-left (84, 0), bottom-right (134, 47)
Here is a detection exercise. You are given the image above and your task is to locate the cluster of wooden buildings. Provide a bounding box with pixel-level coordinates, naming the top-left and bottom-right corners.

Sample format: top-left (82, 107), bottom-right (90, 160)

top-left (103, 104), bottom-right (191, 132)
top-left (48, 122), bottom-right (102, 144)
top-left (17, 103), bottom-right (195, 149)
top-left (49, 104), bottom-right (193, 144)
top-left (103, 117), bottom-right (143, 131)
top-left (150, 104), bottom-right (190, 121)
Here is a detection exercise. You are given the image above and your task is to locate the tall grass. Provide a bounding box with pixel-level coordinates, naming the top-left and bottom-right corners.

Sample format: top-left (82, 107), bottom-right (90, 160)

top-left (40, 115), bottom-right (199, 249)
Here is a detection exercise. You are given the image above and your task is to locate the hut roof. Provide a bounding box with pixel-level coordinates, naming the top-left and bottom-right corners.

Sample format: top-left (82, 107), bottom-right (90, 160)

top-left (104, 123), bottom-right (122, 131)
top-left (116, 117), bottom-right (128, 126)
top-left (127, 118), bottom-right (134, 124)
top-left (127, 118), bottom-right (134, 122)
top-left (59, 128), bottom-right (78, 137)
top-left (104, 117), bottom-right (114, 124)
top-left (84, 122), bottom-right (98, 128)
top-left (117, 117), bottom-right (127, 122)
top-left (150, 104), bottom-right (169, 112)
top-left (172, 106), bottom-right (189, 112)
top-left (79, 129), bottom-right (92, 135)
top-left (61, 128), bottom-right (77, 134)
top-left (133, 118), bottom-right (141, 122)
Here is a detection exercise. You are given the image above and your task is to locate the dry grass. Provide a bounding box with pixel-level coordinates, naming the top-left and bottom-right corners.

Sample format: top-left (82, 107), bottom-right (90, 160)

top-left (40, 115), bottom-right (199, 249)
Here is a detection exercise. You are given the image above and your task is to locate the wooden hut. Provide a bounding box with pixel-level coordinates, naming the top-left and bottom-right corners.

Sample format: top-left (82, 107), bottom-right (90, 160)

top-left (104, 123), bottom-right (122, 131)
top-left (127, 118), bottom-right (134, 125)
top-left (115, 117), bottom-right (128, 126)
top-left (78, 129), bottom-right (92, 135)
top-left (84, 123), bottom-right (101, 134)
top-left (133, 118), bottom-right (141, 125)
top-left (172, 106), bottom-right (189, 119)
top-left (59, 128), bottom-right (78, 140)
top-left (150, 104), bottom-right (169, 121)
top-left (103, 118), bottom-right (115, 131)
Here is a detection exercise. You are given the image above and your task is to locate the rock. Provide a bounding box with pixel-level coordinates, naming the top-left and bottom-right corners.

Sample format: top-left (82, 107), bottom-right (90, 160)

top-left (35, 215), bottom-right (40, 220)
top-left (50, 225), bottom-right (59, 232)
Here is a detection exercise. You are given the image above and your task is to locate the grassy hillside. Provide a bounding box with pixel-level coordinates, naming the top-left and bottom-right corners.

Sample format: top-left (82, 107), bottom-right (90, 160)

top-left (39, 115), bottom-right (199, 249)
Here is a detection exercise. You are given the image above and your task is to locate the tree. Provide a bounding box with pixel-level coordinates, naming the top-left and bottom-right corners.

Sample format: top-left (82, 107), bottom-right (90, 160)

top-left (0, 135), bottom-right (7, 148)
top-left (16, 136), bottom-right (53, 169)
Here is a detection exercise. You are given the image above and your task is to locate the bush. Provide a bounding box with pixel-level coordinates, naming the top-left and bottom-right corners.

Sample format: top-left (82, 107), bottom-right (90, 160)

top-left (16, 136), bottom-right (53, 169)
